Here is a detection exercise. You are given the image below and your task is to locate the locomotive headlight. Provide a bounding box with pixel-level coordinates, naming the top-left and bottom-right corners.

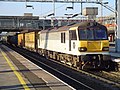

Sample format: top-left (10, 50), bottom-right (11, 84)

top-left (102, 47), bottom-right (109, 51)
top-left (78, 47), bottom-right (87, 52)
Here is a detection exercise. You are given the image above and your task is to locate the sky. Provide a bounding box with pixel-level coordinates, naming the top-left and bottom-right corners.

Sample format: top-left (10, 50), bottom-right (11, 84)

top-left (0, 0), bottom-right (115, 18)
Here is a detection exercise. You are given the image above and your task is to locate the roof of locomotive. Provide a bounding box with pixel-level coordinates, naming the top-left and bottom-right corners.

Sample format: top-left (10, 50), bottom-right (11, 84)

top-left (40, 21), bottom-right (105, 33)
top-left (40, 25), bottom-right (70, 33)
top-left (70, 21), bottom-right (104, 28)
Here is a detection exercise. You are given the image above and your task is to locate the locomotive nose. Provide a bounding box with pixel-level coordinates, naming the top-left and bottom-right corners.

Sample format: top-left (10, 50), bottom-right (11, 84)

top-left (87, 41), bottom-right (101, 52)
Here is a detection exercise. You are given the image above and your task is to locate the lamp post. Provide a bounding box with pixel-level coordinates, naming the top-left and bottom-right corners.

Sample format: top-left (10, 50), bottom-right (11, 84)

top-left (26, 5), bottom-right (34, 9)
top-left (66, 2), bottom-right (74, 10)
top-left (115, 0), bottom-right (118, 52)
top-left (97, 0), bottom-right (109, 23)
top-left (100, 0), bottom-right (103, 23)
top-left (25, 0), bottom-right (34, 9)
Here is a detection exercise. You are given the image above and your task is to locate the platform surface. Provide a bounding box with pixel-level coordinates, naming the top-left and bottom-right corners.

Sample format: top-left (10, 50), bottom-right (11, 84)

top-left (0, 44), bottom-right (74, 90)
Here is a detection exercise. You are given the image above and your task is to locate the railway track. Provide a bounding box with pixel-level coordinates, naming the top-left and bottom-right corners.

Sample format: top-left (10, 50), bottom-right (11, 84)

top-left (101, 71), bottom-right (120, 83)
top-left (3, 44), bottom-right (120, 90)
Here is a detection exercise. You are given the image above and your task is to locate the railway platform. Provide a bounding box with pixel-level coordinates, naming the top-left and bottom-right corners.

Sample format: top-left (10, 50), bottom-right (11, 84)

top-left (0, 44), bottom-right (74, 90)
top-left (109, 47), bottom-right (120, 71)
top-left (109, 47), bottom-right (120, 58)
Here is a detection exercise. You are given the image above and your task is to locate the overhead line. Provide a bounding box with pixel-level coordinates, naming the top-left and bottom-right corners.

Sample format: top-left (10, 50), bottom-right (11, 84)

top-left (0, 0), bottom-right (104, 4)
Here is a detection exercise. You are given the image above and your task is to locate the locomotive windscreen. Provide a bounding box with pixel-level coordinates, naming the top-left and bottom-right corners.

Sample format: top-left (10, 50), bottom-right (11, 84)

top-left (78, 28), bottom-right (108, 40)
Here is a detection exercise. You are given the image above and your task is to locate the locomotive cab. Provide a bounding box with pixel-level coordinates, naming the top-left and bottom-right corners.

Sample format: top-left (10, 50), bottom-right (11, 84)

top-left (78, 27), bottom-right (109, 52)
top-left (70, 22), bottom-right (111, 69)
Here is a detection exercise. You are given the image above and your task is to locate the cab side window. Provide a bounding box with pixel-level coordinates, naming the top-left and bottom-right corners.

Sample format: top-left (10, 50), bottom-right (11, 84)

top-left (70, 30), bottom-right (77, 40)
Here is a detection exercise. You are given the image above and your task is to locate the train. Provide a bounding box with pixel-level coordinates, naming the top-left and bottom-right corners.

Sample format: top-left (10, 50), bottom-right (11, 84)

top-left (7, 21), bottom-right (112, 70)
top-left (7, 34), bottom-right (18, 46)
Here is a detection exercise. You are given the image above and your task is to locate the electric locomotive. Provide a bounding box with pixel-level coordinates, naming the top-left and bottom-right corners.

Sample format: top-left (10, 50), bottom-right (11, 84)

top-left (37, 21), bottom-right (111, 70)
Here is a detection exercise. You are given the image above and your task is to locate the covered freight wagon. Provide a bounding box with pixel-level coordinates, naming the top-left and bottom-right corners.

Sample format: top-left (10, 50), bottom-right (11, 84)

top-left (18, 33), bottom-right (25, 47)
top-left (24, 31), bottom-right (38, 51)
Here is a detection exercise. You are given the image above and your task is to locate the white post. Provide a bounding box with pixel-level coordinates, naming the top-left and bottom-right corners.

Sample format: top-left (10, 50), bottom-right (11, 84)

top-left (116, 0), bottom-right (120, 52)
top-left (51, 17), bottom-right (54, 27)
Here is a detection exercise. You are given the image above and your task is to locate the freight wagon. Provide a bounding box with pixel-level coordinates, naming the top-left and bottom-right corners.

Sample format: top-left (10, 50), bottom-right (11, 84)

top-left (18, 33), bottom-right (25, 47)
top-left (7, 34), bottom-right (18, 46)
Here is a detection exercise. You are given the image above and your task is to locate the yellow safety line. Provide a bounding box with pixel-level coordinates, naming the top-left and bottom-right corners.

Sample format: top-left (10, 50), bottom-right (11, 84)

top-left (0, 49), bottom-right (30, 90)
